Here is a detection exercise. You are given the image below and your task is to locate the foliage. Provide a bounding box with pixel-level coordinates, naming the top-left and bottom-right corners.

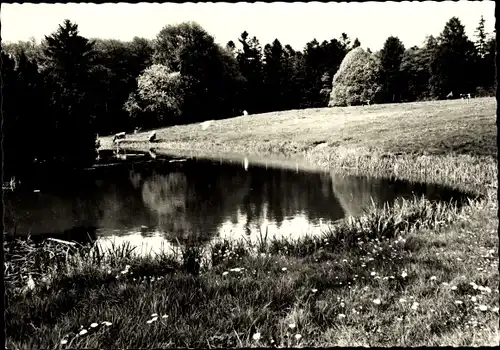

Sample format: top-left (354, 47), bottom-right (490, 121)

top-left (474, 16), bottom-right (487, 58)
top-left (235, 31), bottom-right (266, 114)
top-left (153, 22), bottom-right (215, 74)
top-left (2, 51), bottom-right (40, 179)
top-left (378, 36), bottom-right (406, 103)
top-left (2, 20), bottom-right (99, 180)
top-left (130, 22), bottom-right (245, 125)
top-left (89, 37), bottom-right (154, 133)
top-left (328, 47), bottom-right (382, 106)
top-left (2, 37), bottom-right (43, 66)
top-left (124, 65), bottom-right (184, 127)
top-left (38, 19), bottom-right (98, 168)
top-left (301, 38), bottom-right (349, 108)
top-left (262, 39), bottom-right (287, 112)
top-left (482, 36), bottom-right (496, 91)
top-left (352, 38), bottom-right (361, 49)
top-left (399, 46), bottom-right (433, 102)
top-left (473, 16), bottom-right (495, 92)
top-left (428, 17), bottom-right (477, 98)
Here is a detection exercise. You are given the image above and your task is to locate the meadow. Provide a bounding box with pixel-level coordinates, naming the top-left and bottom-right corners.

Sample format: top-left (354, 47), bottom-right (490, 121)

top-left (5, 97), bottom-right (499, 348)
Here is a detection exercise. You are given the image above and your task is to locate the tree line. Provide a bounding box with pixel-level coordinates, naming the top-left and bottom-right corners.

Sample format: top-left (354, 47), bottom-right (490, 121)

top-left (2, 16), bottom-right (495, 181)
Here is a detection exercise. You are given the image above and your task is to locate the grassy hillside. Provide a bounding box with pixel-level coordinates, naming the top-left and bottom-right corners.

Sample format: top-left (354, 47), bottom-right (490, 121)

top-left (6, 97), bottom-right (498, 348)
top-left (101, 97), bottom-right (497, 159)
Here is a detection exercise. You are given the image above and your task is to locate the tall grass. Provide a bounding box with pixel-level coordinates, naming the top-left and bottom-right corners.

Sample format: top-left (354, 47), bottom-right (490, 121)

top-left (307, 148), bottom-right (496, 196)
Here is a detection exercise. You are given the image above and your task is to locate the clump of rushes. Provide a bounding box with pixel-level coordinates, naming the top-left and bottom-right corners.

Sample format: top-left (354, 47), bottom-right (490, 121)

top-left (210, 239), bottom-right (249, 267)
top-left (4, 237), bottom-right (94, 295)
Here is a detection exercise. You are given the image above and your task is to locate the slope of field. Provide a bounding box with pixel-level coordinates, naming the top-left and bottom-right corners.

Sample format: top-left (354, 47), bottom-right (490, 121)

top-left (101, 97), bottom-right (497, 159)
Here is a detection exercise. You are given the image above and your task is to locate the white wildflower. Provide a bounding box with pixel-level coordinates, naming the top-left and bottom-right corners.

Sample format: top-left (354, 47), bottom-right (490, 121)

top-left (26, 275), bottom-right (35, 291)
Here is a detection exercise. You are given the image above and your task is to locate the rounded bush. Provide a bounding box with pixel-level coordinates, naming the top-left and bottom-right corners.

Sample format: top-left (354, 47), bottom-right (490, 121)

top-left (328, 47), bottom-right (381, 107)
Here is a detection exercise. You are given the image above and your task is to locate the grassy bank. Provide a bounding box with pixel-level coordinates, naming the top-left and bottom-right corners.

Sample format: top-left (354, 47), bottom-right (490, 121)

top-left (100, 97), bottom-right (496, 159)
top-left (6, 97), bottom-right (499, 347)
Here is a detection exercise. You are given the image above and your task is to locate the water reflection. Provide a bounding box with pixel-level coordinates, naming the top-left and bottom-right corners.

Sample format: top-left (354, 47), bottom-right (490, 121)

top-left (140, 170), bottom-right (251, 245)
top-left (3, 155), bottom-right (469, 255)
top-left (330, 172), bottom-right (467, 217)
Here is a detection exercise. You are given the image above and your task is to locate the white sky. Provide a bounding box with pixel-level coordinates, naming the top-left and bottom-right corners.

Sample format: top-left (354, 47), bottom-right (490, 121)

top-left (1, 1), bottom-right (495, 52)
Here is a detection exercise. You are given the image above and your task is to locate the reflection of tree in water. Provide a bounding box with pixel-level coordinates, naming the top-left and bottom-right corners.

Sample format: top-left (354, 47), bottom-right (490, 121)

top-left (142, 172), bottom-right (188, 215)
top-left (129, 170), bottom-right (142, 189)
top-left (140, 167), bottom-right (251, 246)
top-left (97, 178), bottom-right (150, 231)
top-left (239, 167), bottom-right (345, 230)
top-left (135, 162), bottom-right (346, 242)
top-left (141, 172), bottom-right (193, 244)
top-left (241, 172), bottom-right (265, 235)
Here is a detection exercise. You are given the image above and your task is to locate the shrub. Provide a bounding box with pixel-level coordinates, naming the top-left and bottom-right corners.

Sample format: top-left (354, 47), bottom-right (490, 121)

top-left (328, 47), bottom-right (382, 107)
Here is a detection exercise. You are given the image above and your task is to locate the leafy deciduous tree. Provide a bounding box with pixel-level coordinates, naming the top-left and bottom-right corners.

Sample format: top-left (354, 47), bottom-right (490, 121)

top-left (328, 47), bottom-right (382, 107)
top-left (124, 65), bottom-right (184, 128)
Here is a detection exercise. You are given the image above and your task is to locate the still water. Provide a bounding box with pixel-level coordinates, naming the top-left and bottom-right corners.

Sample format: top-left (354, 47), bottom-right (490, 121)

top-left (4, 153), bottom-right (468, 255)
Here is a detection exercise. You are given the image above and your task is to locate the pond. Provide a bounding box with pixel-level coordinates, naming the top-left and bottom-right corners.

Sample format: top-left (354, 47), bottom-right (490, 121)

top-left (3, 151), bottom-right (469, 255)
